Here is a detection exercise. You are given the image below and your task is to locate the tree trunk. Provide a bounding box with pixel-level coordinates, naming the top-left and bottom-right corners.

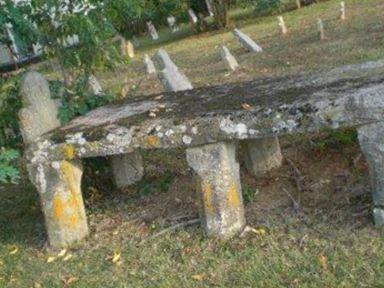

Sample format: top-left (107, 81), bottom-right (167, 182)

top-left (211, 0), bottom-right (230, 28)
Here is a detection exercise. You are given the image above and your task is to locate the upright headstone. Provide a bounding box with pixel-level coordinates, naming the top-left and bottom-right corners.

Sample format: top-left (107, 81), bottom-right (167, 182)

top-left (317, 18), bottom-right (325, 41)
top-left (144, 54), bottom-right (156, 75)
top-left (120, 39), bottom-right (135, 58)
top-left (220, 45), bottom-right (239, 71)
top-left (167, 16), bottom-right (180, 33)
top-left (296, 0), bottom-right (301, 9)
top-left (278, 16), bottom-right (288, 35)
top-left (147, 21), bottom-right (159, 41)
top-left (18, 72), bottom-right (61, 144)
top-left (88, 75), bottom-right (103, 96)
top-left (205, 0), bottom-right (214, 16)
top-left (340, 1), bottom-right (346, 21)
top-left (188, 9), bottom-right (198, 25)
top-left (233, 29), bottom-right (263, 53)
top-left (154, 49), bottom-right (193, 92)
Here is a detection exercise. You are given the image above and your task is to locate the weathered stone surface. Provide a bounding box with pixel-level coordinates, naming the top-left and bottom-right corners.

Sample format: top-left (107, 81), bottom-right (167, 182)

top-left (233, 29), bottom-right (263, 53)
top-left (88, 74), bottom-right (103, 96)
top-left (186, 142), bottom-right (245, 238)
top-left (220, 45), bottom-right (239, 71)
top-left (144, 54), bottom-right (156, 75)
top-left (340, 1), bottom-right (346, 20)
top-left (155, 49), bottom-right (193, 92)
top-left (205, 0), bottom-right (214, 16)
top-left (18, 72), bottom-right (61, 144)
top-left (147, 21), bottom-right (159, 41)
top-left (111, 152), bottom-right (144, 188)
top-left (243, 137), bottom-right (283, 176)
top-left (26, 61), bottom-right (384, 163)
top-left (28, 160), bottom-right (88, 247)
top-left (358, 122), bottom-right (384, 227)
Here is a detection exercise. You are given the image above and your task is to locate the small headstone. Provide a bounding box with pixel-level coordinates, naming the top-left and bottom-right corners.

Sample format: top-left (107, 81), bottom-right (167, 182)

top-left (278, 16), bottom-right (288, 35)
top-left (296, 0), bottom-right (301, 9)
top-left (88, 75), bottom-right (103, 96)
top-left (205, 0), bottom-right (214, 16)
top-left (147, 21), bottom-right (159, 41)
top-left (340, 1), bottom-right (346, 21)
top-left (154, 49), bottom-right (193, 92)
top-left (167, 16), bottom-right (180, 33)
top-left (233, 29), bottom-right (263, 53)
top-left (188, 9), bottom-right (198, 25)
top-left (144, 54), bottom-right (156, 75)
top-left (18, 72), bottom-right (61, 144)
top-left (220, 45), bottom-right (239, 71)
top-left (132, 36), bottom-right (140, 48)
top-left (120, 39), bottom-right (135, 58)
top-left (317, 18), bottom-right (325, 41)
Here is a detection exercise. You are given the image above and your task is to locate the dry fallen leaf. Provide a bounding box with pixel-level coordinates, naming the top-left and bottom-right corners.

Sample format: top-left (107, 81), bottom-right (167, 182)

top-left (57, 249), bottom-right (67, 258)
top-left (47, 256), bottom-right (56, 263)
top-left (191, 274), bottom-right (205, 281)
top-left (148, 111), bottom-right (157, 118)
top-left (318, 254), bottom-right (328, 271)
top-left (63, 254), bottom-right (73, 262)
top-left (66, 276), bottom-right (77, 285)
top-left (112, 252), bottom-right (121, 264)
top-left (255, 227), bottom-right (266, 236)
top-left (9, 247), bottom-right (18, 255)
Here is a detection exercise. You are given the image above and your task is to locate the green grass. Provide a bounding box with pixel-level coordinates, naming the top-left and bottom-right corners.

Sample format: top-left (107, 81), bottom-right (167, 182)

top-left (2, 0), bottom-right (384, 286)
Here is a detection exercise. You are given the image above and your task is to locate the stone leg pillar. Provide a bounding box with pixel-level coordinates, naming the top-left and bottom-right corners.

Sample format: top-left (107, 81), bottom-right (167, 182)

top-left (186, 142), bottom-right (246, 239)
top-left (358, 122), bottom-right (384, 227)
top-left (111, 151), bottom-right (144, 189)
top-left (243, 136), bottom-right (283, 177)
top-left (28, 160), bottom-right (88, 247)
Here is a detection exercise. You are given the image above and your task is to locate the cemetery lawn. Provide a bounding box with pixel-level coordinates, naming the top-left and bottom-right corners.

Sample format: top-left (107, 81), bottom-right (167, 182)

top-left (2, 0), bottom-right (384, 286)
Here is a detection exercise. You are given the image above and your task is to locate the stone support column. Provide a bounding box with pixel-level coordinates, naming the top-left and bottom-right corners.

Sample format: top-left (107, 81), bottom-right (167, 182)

top-left (111, 152), bottom-right (144, 189)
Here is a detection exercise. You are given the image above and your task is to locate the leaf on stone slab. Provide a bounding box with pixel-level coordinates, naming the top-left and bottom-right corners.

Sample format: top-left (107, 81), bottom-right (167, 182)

top-left (241, 103), bottom-right (252, 111)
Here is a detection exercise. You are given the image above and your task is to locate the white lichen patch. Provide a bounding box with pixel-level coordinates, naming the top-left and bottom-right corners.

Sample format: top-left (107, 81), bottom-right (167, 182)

top-left (191, 127), bottom-right (198, 135)
top-left (220, 118), bottom-right (248, 139)
top-left (272, 119), bottom-right (298, 133)
top-left (182, 135), bottom-right (193, 145)
top-left (66, 132), bottom-right (87, 145)
top-left (35, 164), bottom-right (47, 194)
top-left (165, 129), bottom-right (174, 137)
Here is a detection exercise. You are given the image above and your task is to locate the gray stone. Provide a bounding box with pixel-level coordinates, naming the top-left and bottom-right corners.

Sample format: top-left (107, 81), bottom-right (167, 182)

top-left (186, 142), bottom-right (245, 238)
top-left (243, 137), bottom-right (283, 177)
top-left (155, 49), bottom-right (193, 92)
top-left (28, 160), bottom-right (88, 247)
top-left (205, 0), bottom-right (214, 16)
top-left (18, 72), bottom-right (61, 144)
top-left (144, 54), bottom-right (156, 75)
top-left (111, 152), bottom-right (144, 189)
top-left (88, 74), bottom-right (103, 96)
top-left (220, 45), bottom-right (239, 71)
top-left (340, 1), bottom-right (346, 20)
top-left (120, 39), bottom-right (134, 58)
top-left (233, 29), bottom-right (263, 53)
top-left (358, 122), bottom-right (384, 227)
top-left (147, 21), bottom-right (159, 41)
top-left (318, 18), bottom-right (325, 41)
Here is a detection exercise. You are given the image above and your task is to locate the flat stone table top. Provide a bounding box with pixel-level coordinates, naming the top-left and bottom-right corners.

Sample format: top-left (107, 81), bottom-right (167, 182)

top-left (28, 63), bottom-right (384, 164)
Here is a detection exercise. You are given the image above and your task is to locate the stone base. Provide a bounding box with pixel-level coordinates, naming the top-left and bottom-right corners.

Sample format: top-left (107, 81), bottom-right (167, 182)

top-left (111, 152), bottom-right (144, 189)
top-left (358, 122), bottom-right (384, 227)
top-left (243, 137), bottom-right (283, 177)
top-left (186, 142), bottom-right (246, 239)
top-left (28, 160), bottom-right (88, 248)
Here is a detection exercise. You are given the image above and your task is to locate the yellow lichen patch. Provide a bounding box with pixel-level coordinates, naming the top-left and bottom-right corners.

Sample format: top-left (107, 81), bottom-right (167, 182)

top-left (53, 194), bottom-right (65, 220)
top-left (62, 144), bottom-right (76, 160)
top-left (146, 135), bottom-right (160, 147)
top-left (202, 182), bottom-right (215, 214)
top-left (226, 181), bottom-right (240, 208)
